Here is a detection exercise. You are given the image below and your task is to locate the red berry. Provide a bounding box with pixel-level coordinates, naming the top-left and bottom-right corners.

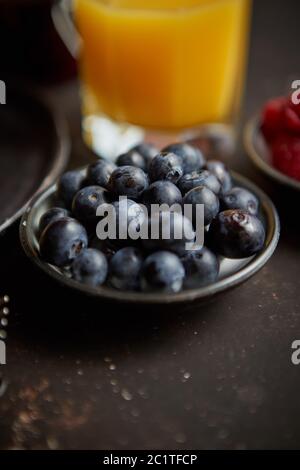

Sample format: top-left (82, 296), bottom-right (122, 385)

top-left (261, 97), bottom-right (286, 142)
top-left (288, 96), bottom-right (300, 118)
top-left (282, 106), bottom-right (300, 134)
top-left (272, 133), bottom-right (300, 180)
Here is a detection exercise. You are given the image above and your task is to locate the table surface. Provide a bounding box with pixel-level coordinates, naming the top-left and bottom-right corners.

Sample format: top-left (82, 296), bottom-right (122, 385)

top-left (1, 0), bottom-right (300, 450)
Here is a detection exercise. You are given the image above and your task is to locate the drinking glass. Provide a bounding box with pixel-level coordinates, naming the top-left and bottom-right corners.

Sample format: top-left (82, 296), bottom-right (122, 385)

top-left (53, 0), bottom-right (252, 159)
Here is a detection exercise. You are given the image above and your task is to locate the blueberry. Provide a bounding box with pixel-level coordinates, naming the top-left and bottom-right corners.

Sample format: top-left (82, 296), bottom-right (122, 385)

top-left (220, 187), bottom-right (259, 216)
top-left (183, 185), bottom-right (220, 226)
top-left (56, 170), bottom-right (86, 209)
top-left (86, 160), bottom-right (116, 189)
top-left (181, 246), bottom-right (219, 288)
top-left (142, 181), bottom-right (182, 209)
top-left (109, 247), bottom-right (143, 290)
top-left (39, 217), bottom-right (88, 267)
top-left (178, 169), bottom-right (221, 195)
top-left (108, 165), bottom-right (149, 200)
top-left (117, 150), bottom-right (147, 171)
top-left (162, 143), bottom-right (205, 173)
top-left (112, 199), bottom-right (146, 245)
top-left (89, 236), bottom-right (117, 260)
top-left (141, 251), bottom-right (185, 293)
top-left (131, 143), bottom-right (158, 167)
top-left (71, 248), bottom-right (108, 286)
top-left (143, 211), bottom-right (195, 255)
top-left (209, 209), bottom-right (265, 259)
top-left (72, 185), bottom-right (108, 227)
top-left (206, 160), bottom-right (232, 194)
top-left (39, 207), bottom-right (70, 235)
top-left (148, 152), bottom-right (183, 184)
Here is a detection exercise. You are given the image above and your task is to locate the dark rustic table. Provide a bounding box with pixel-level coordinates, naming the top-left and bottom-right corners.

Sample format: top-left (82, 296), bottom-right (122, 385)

top-left (1, 0), bottom-right (300, 450)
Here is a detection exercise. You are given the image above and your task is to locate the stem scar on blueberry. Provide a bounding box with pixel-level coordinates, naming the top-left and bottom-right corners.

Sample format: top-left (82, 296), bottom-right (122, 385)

top-left (88, 193), bottom-right (98, 202)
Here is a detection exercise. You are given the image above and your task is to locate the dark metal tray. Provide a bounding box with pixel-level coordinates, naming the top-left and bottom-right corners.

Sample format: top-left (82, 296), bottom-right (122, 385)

top-left (0, 87), bottom-right (69, 233)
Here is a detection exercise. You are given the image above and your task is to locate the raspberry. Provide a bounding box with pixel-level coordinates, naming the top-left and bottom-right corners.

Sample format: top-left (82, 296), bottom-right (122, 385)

top-left (272, 133), bottom-right (300, 180)
top-left (261, 97), bottom-right (286, 142)
top-left (289, 96), bottom-right (300, 117)
top-left (282, 106), bottom-right (300, 134)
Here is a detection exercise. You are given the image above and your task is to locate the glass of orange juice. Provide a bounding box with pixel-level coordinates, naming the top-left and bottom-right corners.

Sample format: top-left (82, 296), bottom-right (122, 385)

top-left (54, 0), bottom-right (252, 159)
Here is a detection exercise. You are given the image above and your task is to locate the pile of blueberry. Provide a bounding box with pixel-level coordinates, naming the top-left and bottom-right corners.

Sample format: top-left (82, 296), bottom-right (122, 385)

top-left (38, 142), bottom-right (266, 293)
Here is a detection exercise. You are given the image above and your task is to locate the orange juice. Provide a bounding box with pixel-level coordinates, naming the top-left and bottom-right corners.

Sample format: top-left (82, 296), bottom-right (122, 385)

top-left (75, 0), bottom-right (251, 130)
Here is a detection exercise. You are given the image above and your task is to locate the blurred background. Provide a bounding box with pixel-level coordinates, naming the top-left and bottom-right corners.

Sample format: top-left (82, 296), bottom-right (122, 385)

top-left (0, 0), bottom-right (76, 85)
top-left (1, 0), bottom-right (299, 153)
